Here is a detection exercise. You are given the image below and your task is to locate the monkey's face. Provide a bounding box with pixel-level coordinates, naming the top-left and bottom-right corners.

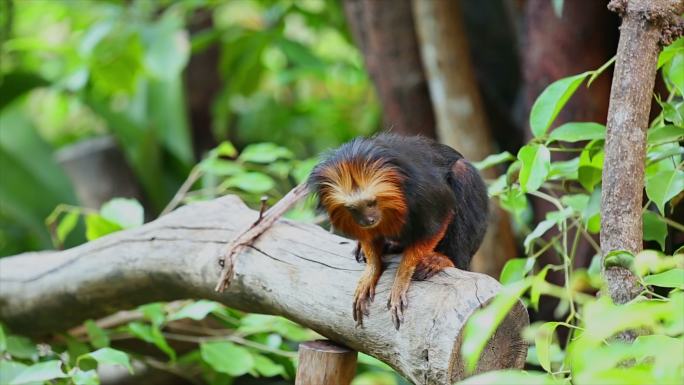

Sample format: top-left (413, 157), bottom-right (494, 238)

top-left (344, 198), bottom-right (381, 228)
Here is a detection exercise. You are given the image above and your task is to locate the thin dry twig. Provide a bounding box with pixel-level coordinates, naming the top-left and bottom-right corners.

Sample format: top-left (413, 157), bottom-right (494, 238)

top-left (215, 182), bottom-right (310, 292)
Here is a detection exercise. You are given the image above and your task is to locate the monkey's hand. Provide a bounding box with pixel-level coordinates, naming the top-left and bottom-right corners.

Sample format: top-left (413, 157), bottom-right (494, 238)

top-left (387, 272), bottom-right (411, 330)
top-left (353, 242), bottom-right (366, 263)
top-left (352, 266), bottom-right (380, 326)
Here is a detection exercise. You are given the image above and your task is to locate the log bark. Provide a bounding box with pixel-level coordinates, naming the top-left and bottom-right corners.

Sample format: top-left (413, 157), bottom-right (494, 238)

top-left (295, 340), bottom-right (357, 385)
top-left (411, 0), bottom-right (517, 279)
top-left (0, 195), bottom-right (528, 385)
top-left (601, 0), bottom-right (684, 307)
top-left (343, 0), bottom-right (436, 138)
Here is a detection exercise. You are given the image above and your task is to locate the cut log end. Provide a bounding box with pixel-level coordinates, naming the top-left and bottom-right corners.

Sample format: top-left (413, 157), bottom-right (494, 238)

top-left (295, 340), bottom-right (358, 385)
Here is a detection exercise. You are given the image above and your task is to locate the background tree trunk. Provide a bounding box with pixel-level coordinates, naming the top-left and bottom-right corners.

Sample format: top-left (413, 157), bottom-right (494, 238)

top-left (520, 0), bottom-right (619, 323)
top-left (343, 0), bottom-right (436, 137)
top-left (411, 0), bottom-right (517, 278)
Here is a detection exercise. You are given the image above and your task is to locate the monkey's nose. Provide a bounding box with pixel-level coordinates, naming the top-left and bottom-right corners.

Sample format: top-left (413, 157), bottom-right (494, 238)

top-left (365, 217), bottom-right (376, 226)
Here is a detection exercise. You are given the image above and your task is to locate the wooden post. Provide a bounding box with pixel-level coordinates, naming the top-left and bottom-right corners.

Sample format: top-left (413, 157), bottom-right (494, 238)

top-left (295, 340), bottom-right (357, 385)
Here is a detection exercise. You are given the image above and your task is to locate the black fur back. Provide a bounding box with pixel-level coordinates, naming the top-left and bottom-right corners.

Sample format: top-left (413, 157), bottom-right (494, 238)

top-left (310, 134), bottom-right (489, 270)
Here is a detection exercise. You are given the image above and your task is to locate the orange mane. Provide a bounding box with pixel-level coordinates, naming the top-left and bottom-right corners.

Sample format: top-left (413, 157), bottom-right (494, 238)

top-left (316, 159), bottom-right (407, 240)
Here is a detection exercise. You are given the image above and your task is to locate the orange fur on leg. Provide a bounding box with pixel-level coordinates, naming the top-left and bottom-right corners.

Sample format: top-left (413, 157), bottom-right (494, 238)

top-left (413, 252), bottom-right (454, 281)
top-left (353, 238), bottom-right (385, 327)
top-left (387, 213), bottom-right (453, 329)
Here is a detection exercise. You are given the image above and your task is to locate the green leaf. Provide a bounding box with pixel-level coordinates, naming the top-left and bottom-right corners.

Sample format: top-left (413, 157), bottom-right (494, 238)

top-left (0, 72), bottom-right (49, 111)
top-left (169, 300), bottom-right (221, 321)
top-left (548, 157), bottom-right (579, 180)
top-left (139, 303), bottom-right (166, 327)
top-left (647, 125), bottom-right (684, 145)
top-left (142, 12), bottom-right (190, 80)
top-left (458, 370), bottom-right (561, 385)
top-left (535, 322), bottom-right (561, 373)
top-left (252, 354), bottom-right (283, 377)
top-left (127, 322), bottom-right (176, 360)
top-left (85, 214), bottom-right (122, 241)
top-left (643, 211), bottom-right (668, 250)
top-left (473, 152), bottom-right (515, 171)
top-left (645, 169), bottom-right (684, 215)
top-left (604, 250), bottom-right (635, 270)
top-left (578, 141), bottom-right (604, 192)
top-left (547, 122), bottom-right (605, 143)
top-left (582, 187), bottom-right (601, 233)
top-left (200, 341), bottom-right (254, 377)
top-left (85, 320), bottom-right (110, 349)
top-left (461, 279), bottom-right (531, 372)
top-left (80, 347), bottom-right (133, 374)
top-left (524, 219), bottom-right (556, 254)
top-left (213, 141), bottom-right (238, 158)
top-left (71, 369), bottom-right (98, 385)
top-left (147, 77), bottom-right (194, 165)
top-left (238, 315), bottom-right (312, 341)
top-left (529, 72), bottom-right (590, 137)
top-left (530, 267), bottom-right (550, 311)
top-left (643, 269), bottom-right (684, 289)
top-left (90, 31), bottom-right (144, 94)
top-left (6, 336), bottom-right (37, 360)
top-left (100, 198), bottom-right (144, 229)
top-left (0, 324), bottom-right (6, 352)
top-left (222, 172), bottom-right (276, 194)
top-left (518, 144), bottom-right (550, 192)
top-left (499, 188), bottom-right (528, 218)
top-left (351, 372), bottom-right (397, 385)
top-left (9, 361), bottom-right (67, 385)
top-left (0, 360), bottom-right (28, 385)
top-left (292, 158), bottom-right (319, 184)
top-left (56, 211), bottom-right (79, 244)
top-left (238, 143), bottom-right (294, 164)
top-left (500, 258), bottom-right (535, 285)
top-left (666, 53), bottom-right (684, 95)
top-left (200, 158), bottom-right (243, 176)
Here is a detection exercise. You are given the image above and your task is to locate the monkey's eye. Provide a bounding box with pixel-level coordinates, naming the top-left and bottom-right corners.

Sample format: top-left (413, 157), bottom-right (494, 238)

top-left (367, 200), bottom-right (377, 208)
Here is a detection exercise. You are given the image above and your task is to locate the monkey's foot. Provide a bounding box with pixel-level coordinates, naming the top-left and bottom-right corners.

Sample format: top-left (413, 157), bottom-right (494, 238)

top-left (387, 278), bottom-right (410, 330)
top-left (353, 273), bottom-right (378, 326)
top-left (413, 252), bottom-right (454, 280)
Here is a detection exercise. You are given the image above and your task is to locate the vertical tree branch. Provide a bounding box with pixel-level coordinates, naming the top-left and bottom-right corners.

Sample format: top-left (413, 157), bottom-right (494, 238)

top-left (343, 0), bottom-right (436, 138)
top-left (411, 0), bottom-right (517, 278)
top-left (601, 0), bottom-right (684, 308)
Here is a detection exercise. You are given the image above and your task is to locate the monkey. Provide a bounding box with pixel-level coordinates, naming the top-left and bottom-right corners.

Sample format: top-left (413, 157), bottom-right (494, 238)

top-left (308, 134), bottom-right (489, 329)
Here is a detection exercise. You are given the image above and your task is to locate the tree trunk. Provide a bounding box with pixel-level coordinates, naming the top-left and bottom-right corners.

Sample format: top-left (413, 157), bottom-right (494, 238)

top-left (0, 195), bottom-right (528, 385)
top-left (411, 0), bottom-right (518, 278)
top-left (343, 0), bottom-right (436, 138)
top-left (520, 0), bottom-right (619, 324)
top-left (601, 0), bottom-right (684, 308)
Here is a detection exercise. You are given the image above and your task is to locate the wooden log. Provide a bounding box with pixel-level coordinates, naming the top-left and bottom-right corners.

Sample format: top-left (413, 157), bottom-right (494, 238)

top-left (0, 195), bottom-right (528, 384)
top-left (295, 340), bottom-right (357, 385)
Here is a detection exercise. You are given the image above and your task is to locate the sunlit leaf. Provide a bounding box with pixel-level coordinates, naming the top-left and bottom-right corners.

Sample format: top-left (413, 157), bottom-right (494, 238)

top-left (578, 141), bottom-right (604, 192)
top-left (252, 354), bottom-right (283, 377)
top-left (547, 122), bottom-right (605, 143)
top-left (238, 143), bottom-right (294, 164)
top-left (500, 258), bottom-right (534, 285)
top-left (169, 300), bottom-right (221, 321)
top-left (473, 152), bottom-right (515, 171)
top-left (71, 369), bottom-right (98, 385)
top-left (645, 169), bottom-right (684, 215)
top-left (647, 125), bottom-right (684, 145)
top-left (517, 144), bottom-right (550, 192)
top-left (529, 72), bottom-right (590, 138)
top-left (9, 361), bottom-right (66, 385)
top-left (5, 336), bottom-right (37, 360)
top-left (535, 322), bottom-right (561, 373)
top-left (642, 211), bottom-right (667, 251)
top-left (99, 198), bottom-right (144, 229)
top-left (200, 341), bottom-right (254, 376)
top-left (0, 360), bottom-right (28, 385)
top-left (79, 347), bottom-right (133, 374)
top-left (127, 322), bottom-right (176, 360)
top-left (222, 172), bottom-right (276, 194)
top-left (457, 369), bottom-right (561, 385)
top-left (85, 214), bottom-right (122, 241)
top-left (85, 319), bottom-right (110, 349)
top-left (643, 268), bottom-right (684, 289)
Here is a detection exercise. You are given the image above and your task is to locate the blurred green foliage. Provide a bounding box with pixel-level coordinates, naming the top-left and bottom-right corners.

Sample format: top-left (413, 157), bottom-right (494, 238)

top-left (0, 0), bottom-right (380, 257)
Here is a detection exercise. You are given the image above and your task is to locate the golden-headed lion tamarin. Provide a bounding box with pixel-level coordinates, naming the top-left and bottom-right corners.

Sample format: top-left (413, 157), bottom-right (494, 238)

top-left (308, 134), bottom-right (489, 329)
